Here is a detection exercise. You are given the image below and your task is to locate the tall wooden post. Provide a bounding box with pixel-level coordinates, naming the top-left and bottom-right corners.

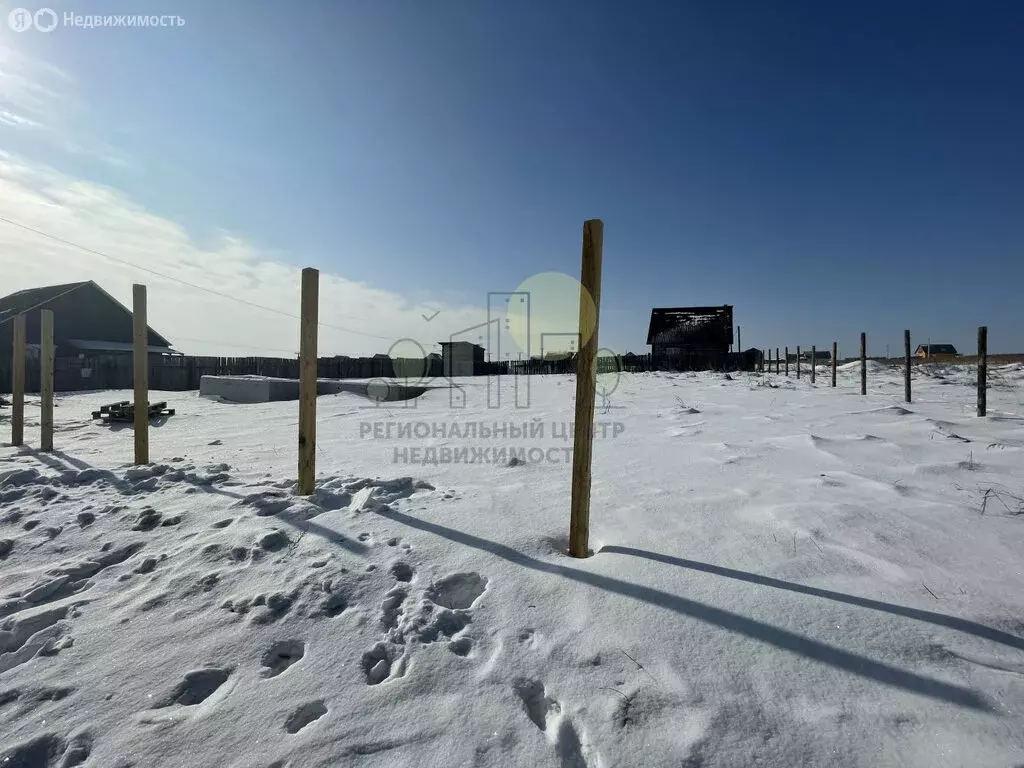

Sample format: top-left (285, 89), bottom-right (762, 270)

top-left (569, 220), bottom-right (603, 559)
top-left (40, 310), bottom-right (54, 451)
top-left (784, 347), bottom-right (789, 377)
top-left (977, 326), bottom-right (987, 417)
top-left (831, 342), bottom-right (837, 387)
top-left (133, 285), bottom-right (149, 464)
top-left (811, 345), bottom-right (816, 383)
top-left (796, 346), bottom-right (801, 379)
top-left (298, 267), bottom-right (320, 495)
top-left (904, 330), bottom-right (911, 403)
top-left (10, 314), bottom-right (26, 446)
top-left (860, 332), bottom-right (867, 396)
top-left (775, 347), bottom-right (780, 374)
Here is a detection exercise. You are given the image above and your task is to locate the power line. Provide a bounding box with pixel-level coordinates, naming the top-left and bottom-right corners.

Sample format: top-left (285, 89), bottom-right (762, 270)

top-left (0, 281), bottom-right (87, 327)
top-left (170, 334), bottom-right (299, 357)
top-left (0, 215), bottom-right (394, 341)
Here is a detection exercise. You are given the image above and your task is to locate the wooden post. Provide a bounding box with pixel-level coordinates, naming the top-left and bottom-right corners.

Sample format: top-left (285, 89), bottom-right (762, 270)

top-left (10, 314), bottom-right (26, 446)
top-left (796, 346), bottom-right (801, 379)
top-left (977, 326), bottom-right (987, 417)
top-left (298, 267), bottom-right (320, 495)
top-left (737, 326), bottom-right (742, 355)
top-left (775, 347), bottom-right (780, 374)
top-left (904, 330), bottom-right (911, 403)
top-left (784, 347), bottom-right (789, 377)
top-left (831, 342), bottom-right (837, 387)
top-left (133, 285), bottom-right (149, 464)
top-left (40, 310), bottom-right (54, 451)
top-left (569, 220), bottom-right (603, 559)
top-left (811, 345), bottom-right (816, 384)
top-left (860, 332), bottom-right (867, 396)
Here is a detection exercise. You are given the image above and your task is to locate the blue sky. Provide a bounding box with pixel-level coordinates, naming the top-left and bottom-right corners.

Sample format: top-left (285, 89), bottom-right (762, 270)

top-left (1, 0), bottom-right (1022, 356)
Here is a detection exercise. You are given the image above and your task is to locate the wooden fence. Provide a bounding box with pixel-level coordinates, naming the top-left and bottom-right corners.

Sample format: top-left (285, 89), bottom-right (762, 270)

top-left (1, 348), bottom-right (768, 394)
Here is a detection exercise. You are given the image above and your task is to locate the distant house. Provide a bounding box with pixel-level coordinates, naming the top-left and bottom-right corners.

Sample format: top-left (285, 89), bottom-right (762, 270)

top-left (647, 306), bottom-right (733, 370)
top-left (0, 281), bottom-right (177, 362)
top-left (439, 341), bottom-right (484, 377)
top-left (915, 343), bottom-right (958, 359)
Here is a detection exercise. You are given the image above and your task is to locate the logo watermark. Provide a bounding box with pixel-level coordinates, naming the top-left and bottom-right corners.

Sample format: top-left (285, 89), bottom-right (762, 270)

top-left (360, 420), bottom-right (626, 441)
top-left (7, 8), bottom-right (185, 31)
top-left (358, 420), bottom-right (627, 465)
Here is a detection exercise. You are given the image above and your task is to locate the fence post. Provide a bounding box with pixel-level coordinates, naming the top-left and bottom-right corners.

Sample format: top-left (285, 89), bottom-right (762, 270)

top-left (133, 285), bottom-right (149, 464)
top-left (904, 330), bottom-right (911, 403)
top-left (831, 342), bottom-right (837, 387)
top-left (11, 314), bottom-right (26, 446)
top-left (569, 219), bottom-right (603, 559)
top-left (796, 346), bottom-right (801, 379)
top-left (860, 332), bottom-right (867, 396)
top-left (977, 326), bottom-right (987, 417)
top-left (775, 347), bottom-right (780, 374)
top-left (811, 345), bottom-right (816, 384)
top-left (41, 310), bottom-right (54, 451)
top-left (737, 325), bottom-right (741, 355)
top-left (298, 267), bottom-right (320, 495)
top-left (785, 347), bottom-right (789, 377)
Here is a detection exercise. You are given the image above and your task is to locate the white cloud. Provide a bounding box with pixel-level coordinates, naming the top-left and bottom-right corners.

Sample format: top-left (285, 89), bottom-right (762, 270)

top-left (0, 45), bottom-right (68, 132)
top-left (0, 154), bottom-right (495, 358)
top-left (0, 45), bottom-right (129, 168)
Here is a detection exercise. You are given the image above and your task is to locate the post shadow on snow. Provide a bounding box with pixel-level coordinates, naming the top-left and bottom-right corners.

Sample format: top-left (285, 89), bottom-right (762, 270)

top-left (373, 507), bottom-right (993, 713)
top-left (52, 450), bottom-right (91, 471)
top-left (21, 448), bottom-right (249, 503)
top-left (276, 509), bottom-right (368, 556)
top-left (23, 449), bottom-right (80, 473)
top-left (600, 546), bottom-right (1024, 653)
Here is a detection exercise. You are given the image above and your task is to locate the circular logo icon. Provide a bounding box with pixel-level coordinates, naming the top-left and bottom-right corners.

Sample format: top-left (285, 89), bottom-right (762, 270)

top-left (596, 347), bottom-right (623, 399)
top-left (386, 337), bottom-right (431, 387)
top-left (504, 271), bottom-right (597, 360)
top-left (7, 8), bottom-right (34, 31)
top-left (34, 8), bottom-right (58, 32)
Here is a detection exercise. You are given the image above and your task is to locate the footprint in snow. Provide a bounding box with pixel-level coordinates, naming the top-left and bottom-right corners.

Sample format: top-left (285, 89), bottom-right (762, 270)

top-left (389, 561), bottom-right (414, 583)
top-left (380, 587), bottom-right (407, 631)
top-left (131, 508), bottom-right (162, 531)
top-left (0, 730), bottom-right (92, 768)
top-left (259, 530), bottom-right (290, 552)
top-left (284, 700), bottom-right (327, 733)
top-left (317, 591), bottom-right (348, 618)
top-left (360, 642), bottom-right (406, 686)
top-left (261, 640), bottom-right (305, 678)
top-left (154, 667), bottom-right (232, 707)
top-left (513, 679), bottom-right (592, 768)
top-left (518, 629), bottom-right (538, 649)
top-left (426, 572), bottom-right (487, 610)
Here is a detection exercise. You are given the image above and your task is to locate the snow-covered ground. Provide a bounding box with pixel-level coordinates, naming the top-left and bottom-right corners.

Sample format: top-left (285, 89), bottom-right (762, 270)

top-left (2, 363), bottom-right (1024, 768)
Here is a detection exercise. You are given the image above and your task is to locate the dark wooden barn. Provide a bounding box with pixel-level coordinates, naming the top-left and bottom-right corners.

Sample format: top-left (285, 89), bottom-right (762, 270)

top-left (647, 305), bottom-right (735, 369)
top-left (0, 281), bottom-right (178, 391)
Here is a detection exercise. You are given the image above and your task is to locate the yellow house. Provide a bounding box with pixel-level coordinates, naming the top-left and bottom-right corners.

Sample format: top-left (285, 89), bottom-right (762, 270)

top-left (915, 343), bottom-right (958, 360)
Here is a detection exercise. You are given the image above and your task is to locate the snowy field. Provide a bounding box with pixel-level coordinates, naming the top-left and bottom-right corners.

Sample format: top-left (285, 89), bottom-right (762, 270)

top-left (2, 362), bottom-right (1024, 768)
